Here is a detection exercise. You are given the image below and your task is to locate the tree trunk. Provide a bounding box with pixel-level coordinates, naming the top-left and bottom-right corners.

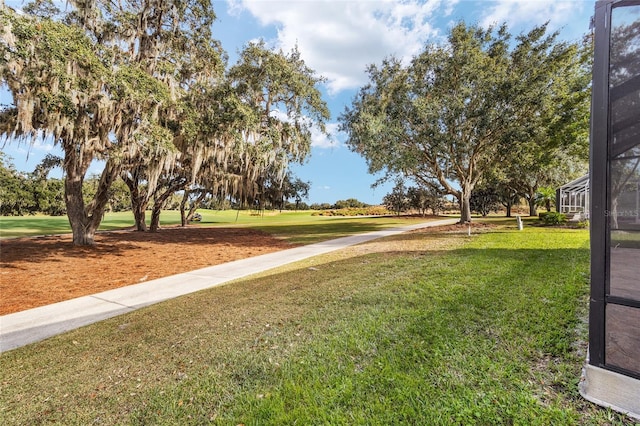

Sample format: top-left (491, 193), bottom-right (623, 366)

top-left (193, 192), bottom-right (207, 214)
top-left (65, 159), bottom-right (120, 245)
top-left (150, 178), bottom-right (187, 232)
top-left (131, 197), bottom-right (148, 231)
top-left (131, 198), bottom-right (148, 231)
top-left (505, 202), bottom-right (512, 218)
top-left (180, 191), bottom-right (189, 227)
top-left (528, 196), bottom-right (537, 217)
top-left (179, 189), bottom-right (208, 226)
top-left (459, 186), bottom-right (472, 223)
top-left (65, 174), bottom-right (93, 245)
top-left (122, 174), bottom-right (148, 232)
top-left (524, 186), bottom-right (538, 217)
top-left (150, 202), bottom-right (163, 232)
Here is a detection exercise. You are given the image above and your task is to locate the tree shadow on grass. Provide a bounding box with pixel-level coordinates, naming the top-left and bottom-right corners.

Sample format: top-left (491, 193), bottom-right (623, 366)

top-left (0, 227), bottom-right (293, 265)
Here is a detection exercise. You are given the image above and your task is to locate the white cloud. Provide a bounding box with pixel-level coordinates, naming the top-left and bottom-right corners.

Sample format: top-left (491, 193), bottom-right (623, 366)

top-left (31, 138), bottom-right (55, 152)
top-left (233, 0), bottom-right (456, 94)
top-left (270, 108), bottom-right (341, 149)
top-left (10, 136), bottom-right (55, 157)
top-left (479, 0), bottom-right (589, 38)
top-left (311, 122), bottom-right (341, 149)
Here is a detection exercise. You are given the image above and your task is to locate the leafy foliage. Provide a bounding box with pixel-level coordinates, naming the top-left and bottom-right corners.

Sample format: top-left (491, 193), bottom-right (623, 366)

top-left (382, 181), bottom-right (447, 216)
top-left (539, 211), bottom-right (568, 225)
top-left (406, 185), bottom-right (446, 216)
top-left (0, 153), bottom-right (133, 216)
top-left (535, 186), bottom-right (557, 212)
top-left (341, 22), bottom-right (590, 222)
top-left (0, 153), bottom-right (34, 215)
top-left (470, 185), bottom-right (501, 217)
top-left (310, 206), bottom-right (390, 216)
top-left (0, 2), bottom-right (329, 243)
top-left (333, 198), bottom-right (369, 209)
top-left (383, 180), bottom-right (409, 215)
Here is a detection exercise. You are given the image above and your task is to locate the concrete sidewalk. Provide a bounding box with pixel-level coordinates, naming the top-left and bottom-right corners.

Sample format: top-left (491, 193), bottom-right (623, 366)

top-left (0, 218), bottom-right (457, 353)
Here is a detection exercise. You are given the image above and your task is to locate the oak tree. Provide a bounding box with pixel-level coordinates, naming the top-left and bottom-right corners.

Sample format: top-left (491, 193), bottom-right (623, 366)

top-left (341, 22), bottom-right (589, 222)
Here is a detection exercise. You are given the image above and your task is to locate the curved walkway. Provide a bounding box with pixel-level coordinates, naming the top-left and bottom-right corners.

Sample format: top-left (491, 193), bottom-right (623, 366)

top-left (0, 218), bottom-right (457, 353)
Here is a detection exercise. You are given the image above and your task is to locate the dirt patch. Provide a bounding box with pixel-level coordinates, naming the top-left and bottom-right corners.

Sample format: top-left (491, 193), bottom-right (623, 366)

top-left (0, 226), bottom-right (295, 315)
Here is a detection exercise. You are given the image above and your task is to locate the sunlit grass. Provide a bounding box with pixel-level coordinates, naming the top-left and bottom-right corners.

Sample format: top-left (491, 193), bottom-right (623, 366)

top-left (0, 225), bottom-right (630, 424)
top-left (0, 209), bottom-right (441, 243)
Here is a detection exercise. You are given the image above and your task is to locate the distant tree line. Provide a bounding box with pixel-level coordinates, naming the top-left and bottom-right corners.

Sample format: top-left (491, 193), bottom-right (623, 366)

top-left (0, 152), bottom-right (317, 216)
top-left (467, 181), bottom-right (560, 218)
top-left (309, 198), bottom-right (370, 211)
top-left (1, 152), bottom-right (381, 215)
top-left (1, 153), bottom-right (64, 216)
top-left (382, 180), bottom-right (447, 216)
top-left (382, 176), bottom-right (574, 219)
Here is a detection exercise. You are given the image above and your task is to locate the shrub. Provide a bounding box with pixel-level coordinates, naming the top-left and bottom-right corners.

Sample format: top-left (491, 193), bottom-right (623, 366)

top-left (311, 206), bottom-right (392, 217)
top-left (575, 219), bottom-right (589, 229)
top-left (540, 211), bottom-right (567, 225)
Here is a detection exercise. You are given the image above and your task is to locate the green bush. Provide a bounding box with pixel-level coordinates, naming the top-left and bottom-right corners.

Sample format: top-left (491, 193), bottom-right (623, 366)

top-left (311, 206), bottom-right (392, 216)
top-left (540, 211), bottom-right (567, 225)
top-left (575, 219), bottom-right (589, 229)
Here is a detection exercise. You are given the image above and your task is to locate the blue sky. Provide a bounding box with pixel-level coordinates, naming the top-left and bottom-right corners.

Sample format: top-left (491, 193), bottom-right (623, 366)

top-left (1, 0), bottom-right (594, 205)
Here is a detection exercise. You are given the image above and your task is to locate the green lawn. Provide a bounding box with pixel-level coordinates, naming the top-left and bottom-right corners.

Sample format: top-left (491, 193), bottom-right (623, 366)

top-left (0, 224), bottom-right (631, 424)
top-left (0, 209), bottom-right (435, 244)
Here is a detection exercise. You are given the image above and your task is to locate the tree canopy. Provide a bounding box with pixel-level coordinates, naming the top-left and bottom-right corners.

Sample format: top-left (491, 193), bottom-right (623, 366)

top-left (0, 1), bottom-right (328, 244)
top-left (340, 22), bottom-right (590, 222)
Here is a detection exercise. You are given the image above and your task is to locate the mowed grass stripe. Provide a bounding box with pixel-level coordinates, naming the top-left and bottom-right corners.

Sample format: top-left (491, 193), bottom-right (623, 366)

top-left (0, 226), bottom-right (630, 424)
top-left (0, 209), bottom-right (434, 244)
